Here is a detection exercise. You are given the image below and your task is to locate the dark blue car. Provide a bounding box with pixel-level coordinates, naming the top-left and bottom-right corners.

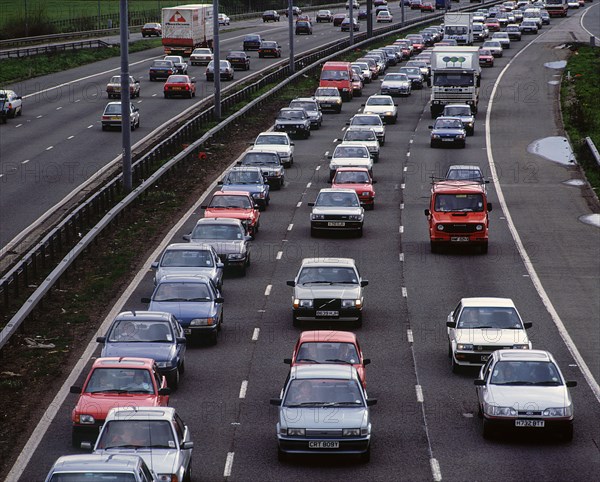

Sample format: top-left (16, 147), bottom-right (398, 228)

top-left (219, 167), bottom-right (270, 210)
top-left (96, 311), bottom-right (187, 389)
top-left (429, 116), bottom-right (466, 148)
top-left (143, 274), bottom-right (224, 345)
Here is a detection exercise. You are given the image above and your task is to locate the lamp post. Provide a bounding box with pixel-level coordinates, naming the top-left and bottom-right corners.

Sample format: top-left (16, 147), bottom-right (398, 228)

top-left (213, 0), bottom-right (221, 119)
top-left (349, 1), bottom-right (354, 45)
top-left (288, 0), bottom-right (294, 74)
top-left (119, 0), bottom-right (132, 192)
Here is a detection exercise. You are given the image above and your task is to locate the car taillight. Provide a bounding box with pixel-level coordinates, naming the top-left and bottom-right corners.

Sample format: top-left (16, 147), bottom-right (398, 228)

top-left (185, 85), bottom-right (190, 90)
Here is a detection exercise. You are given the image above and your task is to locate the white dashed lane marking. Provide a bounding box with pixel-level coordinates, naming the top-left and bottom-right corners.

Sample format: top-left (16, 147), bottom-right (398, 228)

top-left (264, 285), bottom-right (272, 296)
top-left (223, 452), bottom-right (234, 477)
top-left (252, 328), bottom-right (260, 341)
top-left (239, 381), bottom-right (248, 399)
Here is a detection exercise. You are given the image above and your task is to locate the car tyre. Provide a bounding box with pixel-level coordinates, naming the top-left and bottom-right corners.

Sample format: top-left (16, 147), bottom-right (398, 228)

top-left (480, 242), bottom-right (488, 254)
top-left (292, 314), bottom-right (300, 328)
top-left (356, 226), bottom-right (363, 238)
top-left (359, 446), bottom-right (371, 463)
top-left (71, 431), bottom-right (83, 448)
top-left (167, 367), bottom-right (180, 390)
top-left (183, 462), bottom-right (192, 482)
top-left (561, 424), bottom-right (574, 442)
top-left (277, 447), bottom-right (288, 462)
top-left (179, 360), bottom-right (185, 374)
top-left (209, 330), bottom-right (218, 345)
top-left (17, 106), bottom-right (22, 116)
top-left (482, 418), bottom-right (495, 439)
top-left (451, 355), bottom-right (461, 373)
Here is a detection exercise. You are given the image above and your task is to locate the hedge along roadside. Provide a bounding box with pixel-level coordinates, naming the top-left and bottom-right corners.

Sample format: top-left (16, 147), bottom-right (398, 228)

top-left (0, 0), bottom-right (503, 350)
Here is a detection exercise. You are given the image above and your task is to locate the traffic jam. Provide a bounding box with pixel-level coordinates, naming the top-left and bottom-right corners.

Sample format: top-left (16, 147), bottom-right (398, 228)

top-left (33, 1), bottom-right (594, 480)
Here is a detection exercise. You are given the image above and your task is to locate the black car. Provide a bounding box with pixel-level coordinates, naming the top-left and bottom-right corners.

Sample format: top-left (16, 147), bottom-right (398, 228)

top-left (358, 8), bottom-right (368, 20)
top-left (285, 6), bottom-right (302, 16)
top-left (398, 67), bottom-right (424, 89)
top-left (243, 34), bottom-right (262, 51)
top-left (263, 10), bottom-right (280, 22)
top-left (295, 21), bottom-right (313, 35)
top-left (149, 60), bottom-right (177, 81)
top-left (258, 41), bottom-right (282, 58)
top-left (275, 108), bottom-right (311, 139)
top-left (226, 51), bottom-right (250, 70)
top-left (341, 18), bottom-right (360, 32)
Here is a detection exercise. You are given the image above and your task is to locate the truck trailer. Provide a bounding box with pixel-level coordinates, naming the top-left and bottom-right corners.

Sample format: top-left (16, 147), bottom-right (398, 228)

top-left (443, 12), bottom-right (473, 45)
top-left (162, 4), bottom-right (214, 56)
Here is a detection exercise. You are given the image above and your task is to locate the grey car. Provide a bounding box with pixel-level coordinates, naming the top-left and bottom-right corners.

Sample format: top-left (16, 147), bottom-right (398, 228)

top-left (164, 55), bottom-right (188, 74)
top-left (151, 243), bottom-right (224, 289)
top-left (309, 189), bottom-right (365, 238)
top-left (442, 104), bottom-right (476, 135)
top-left (270, 364), bottom-right (376, 462)
top-left (184, 218), bottom-right (252, 275)
top-left (289, 98), bottom-right (323, 129)
top-left (239, 150), bottom-right (286, 189)
top-left (275, 107), bottom-right (312, 139)
top-left (45, 454), bottom-right (156, 482)
top-left (286, 257), bottom-right (368, 325)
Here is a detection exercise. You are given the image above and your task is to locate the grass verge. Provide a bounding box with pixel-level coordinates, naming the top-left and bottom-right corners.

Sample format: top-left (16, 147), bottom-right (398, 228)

top-left (561, 44), bottom-right (600, 192)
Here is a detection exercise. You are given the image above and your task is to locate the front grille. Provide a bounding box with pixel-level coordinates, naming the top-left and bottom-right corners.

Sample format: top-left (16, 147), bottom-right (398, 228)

top-left (323, 214), bottom-right (356, 220)
top-left (517, 411), bottom-right (542, 416)
top-left (314, 299), bottom-right (341, 310)
top-left (306, 429), bottom-right (343, 437)
top-left (474, 345), bottom-right (512, 352)
top-left (440, 224), bottom-right (480, 233)
top-left (436, 93), bottom-right (473, 100)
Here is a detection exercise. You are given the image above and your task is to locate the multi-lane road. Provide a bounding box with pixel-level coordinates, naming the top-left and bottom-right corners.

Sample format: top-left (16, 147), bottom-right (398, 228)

top-left (5, 3), bottom-right (600, 482)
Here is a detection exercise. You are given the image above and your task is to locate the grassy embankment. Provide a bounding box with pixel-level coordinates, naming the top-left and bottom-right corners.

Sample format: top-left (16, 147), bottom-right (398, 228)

top-left (561, 44), bottom-right (600, 192)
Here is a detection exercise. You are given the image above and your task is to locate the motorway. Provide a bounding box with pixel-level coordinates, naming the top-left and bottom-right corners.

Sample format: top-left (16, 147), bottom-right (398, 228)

top-left (6, 4), bottom-right (600, 482)
top-left (0, 2), bottom-right (441, 253)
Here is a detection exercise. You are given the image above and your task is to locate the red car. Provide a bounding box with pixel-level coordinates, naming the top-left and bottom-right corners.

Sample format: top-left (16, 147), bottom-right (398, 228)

top-left (141, 22), bottom-right (162, 37)
top-left (420, 2), bottom-right (435, 12)
top-left (406, 35), bottom-right (425, 53)
top-left (332, 167), bottom-right (376, 210)
top-left (479, 48), bottom-right (494, 67)
top-left (163, 75), bottom-right (196, 99)
top-left (285, 330), bottom-right (371, 387)
top-left (484, 18), bottom-right (501, 32)
top-left (70, 357), bottom-right (170, 448)
top-left (202, 190), bottom-right (260, 236)
top-left (296, 14), bottom-right (312, 22)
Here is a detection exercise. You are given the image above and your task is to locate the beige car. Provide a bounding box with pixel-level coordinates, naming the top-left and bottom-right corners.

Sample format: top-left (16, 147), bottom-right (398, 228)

top-left (106, 75), bottom-right (140, 99)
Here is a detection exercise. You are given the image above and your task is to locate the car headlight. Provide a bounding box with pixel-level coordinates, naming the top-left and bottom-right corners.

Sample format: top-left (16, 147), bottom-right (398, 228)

top-left (348, 214), bottom-right (363, 221)
top-left (486, 404), bottom-right (517, 417)
top-left (156, 475), bottom-right (176, 482)
top-left (335, 99), bottom-right (342, 104)
top-left (437, 224), bottom-right (445, 231)
top-left (456, 134), bottom-right (465, 139)
top-left (312, 214), bottom-right (325, 220)
top-left (155, 361), bottom-right (173, 368)
top-left (361, 191), bottom-right (371, 197)
top-left (543, 406), bottom-right (572, 417)
top-left (294, 299), bottom-right (314, 309)
top-left (341, 299), bottom-right (360, 308)
top-left (227, 253), bottom-right (245, 260)
top-left (79, 414), bottom-right (95, 424)
top-left (252, 192), bottom-right (265, 198)
top-left (475, 224), bottom-right (484, 231)
top-left (384, 111), bottom-right (394, 116)
top-left (287, 428), bottom-right (305, 436)
top-left (456, 343), bottom-right (474, 351)
top-left (343, 428), bottom-right (361, 436)
top-left (432, 134), bottom-right (440, 139)
top-left (190, 317), bottom-right (215, 326)
top-left (512, 344), bottom-right (530, 349)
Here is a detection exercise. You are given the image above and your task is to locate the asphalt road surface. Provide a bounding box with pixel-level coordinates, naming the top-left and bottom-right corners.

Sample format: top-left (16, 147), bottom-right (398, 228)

top-left (6, 5), bottom-right (600, 482)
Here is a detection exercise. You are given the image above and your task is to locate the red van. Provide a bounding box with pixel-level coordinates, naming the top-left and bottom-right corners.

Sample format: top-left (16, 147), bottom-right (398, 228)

top-left (320, 61), bottom-right (354, 101)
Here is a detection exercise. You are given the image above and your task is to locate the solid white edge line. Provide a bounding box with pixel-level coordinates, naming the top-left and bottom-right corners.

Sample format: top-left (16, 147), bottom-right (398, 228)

top-left (239, 380), bottom-right (248, 399)
top-left (415, 385), bottom-right (424, 403)
top-left (485, 25), bottom-right (600, 403)
top-left (223, 452), bottom-right (235, 477)
top-left (5, 148), bottom-right (245, 482)
top-left (252, 328), bottom-right (260, 341)
top-left (264, 284), bottom-right (272, 296)
top-left (430, 458), bottom-right (442, 482)
top-left (580, 3), bottom-right (600, 41)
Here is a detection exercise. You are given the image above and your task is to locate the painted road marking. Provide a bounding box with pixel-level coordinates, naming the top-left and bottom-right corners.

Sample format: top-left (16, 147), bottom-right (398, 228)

top-left (407, 329), bottom-right (414, 343)
top-left (416, 385), bottom-right (424, 403)
top-left (252, 328), bottom-right (260, 341)
top-left (287, 223), bottom-right (293, 231)
top-left (224, 452), bottom-right (234, 477)
top-left (276, 251), bottom-right (283, 260)
top-left (264, 285), bottom-right (272, 296)
top-left (431, 458), bottom-right (442, 482)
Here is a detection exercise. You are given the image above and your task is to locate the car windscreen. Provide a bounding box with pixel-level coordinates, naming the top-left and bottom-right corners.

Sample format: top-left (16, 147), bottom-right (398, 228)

top-left (350, 116), bottom-right (381, 126)
top-left (315, 191), bottom-right (360, 207)
top-left (384, 74), bottom-right (409, 82)
top-left (334, 146), bottom-right (369, 158)
top-left (96, 420), bottom-right (175, 449)
top-left (242, 152), bottom-right (280, 165)
top-left (445, 26), bottom-right (469, 35)
top-left (399, 68), bottom-right (420, 76)
top-left (192, 224), bottom-right (243, 240)
top-left (161, 249), bottom-right (214, 268)
top-left (444, 107), bottom-right (471, 116)
top-left (153, 61), bottom-right (172, 67)
top-left (104, 104), bottom-right (122, 115)
top-left (366, 97), bottom-right (393, 106)
top-left (284, 379), bottom-right (364, 406)
top-left (261, 42), bottom-right (277, 48)
top-left (108, 320), bottom-right (174, 342)
top-left (434, 118), bottom-right (464, 129)
top-left (320, 70), bottom-right (349, 81)
top-left (446, 168), bottom-right (483, 182)
top-left (84, 368), bottom-right (153, 394)
top-left (334, 170), bottom-right (370, 184)
top-left (256, 135), bottom-right (288, 145)
top-left (344, 130), bottom-right (376, 141)
top-left (278, 110), bottom-right (305, 119)
top-left (434, 193), bottom-right (484, 212)
top-left (225, 170), bottom-right (263, 184)
top-left (298, 266), bottom-right (358, 284)
top-left (167, 75), bottom-right (188, 83)
top-left (297, 342), bottom-right (359, 364)
top-left (290, 101), bottom-right (317, 111)
top-left (490, 361), bottom-right (562, 386)
top-left (457, 307), bottom-right (522, 329)
top-left (316, 88), bottom-right (340, 96)
top-left (209, 195), bottom-right (252, 209)
top-left (153, 282), bottom-right (212, 301)
top-left (50, 474), bottom-right (137, 482)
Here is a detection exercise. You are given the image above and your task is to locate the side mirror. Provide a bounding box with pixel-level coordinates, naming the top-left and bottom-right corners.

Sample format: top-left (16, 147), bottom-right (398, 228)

top-left (192, 79), bottom-right (196, 83)
top-left (424, 209), bottom-right (430, 216)
top-left (244, 235), bottom-right (252, 241)
top-left (487, 202), bottom-right (493, 212)
top-left (141, 297), bottom-right (151, 303)
top-left (215, 297), bottom-right (225, 303)
top-left (217, 181), bottom-right (223, 185)
top-left (200, 205), bottom-right (208, 209)
top-left (270, 398), bottom-right (282, 406)
top-left (566, 381), bottom-right (577, 388)
top-left (366, 398), bottom-right (378, 406)
top-left (236, 161), bottom-right (242, 166)
top-left (181, 441), bottom-right (194, 450)
top-left (286, 280), bottom-right (296, 287)
top-left (182, 234), bottom-right (191, 241)
top-left (284, 358), bottom-right (292, 364)
top-left (428, 125), bottom-right (433, 129)
top-left (96, 336), bottom-right (106, 344)
top-left (327, 155), bottom-right (332, 160)
top-left (80, 442), bottom-right (93, 450)
top-left (346, 121), bottom-right (350, 125)
top-left (290, 142), bottom-right (295, 146)
top-left (363, 358), bottom-right (371, 365)
top-left (176, 337), bottom-right (187, 344)
top-left (217, 262), bottom-right (224, 269)
top-left (446, 321), bottom-right (456, 328)
top-left (70, 386), bottom-right (82, 394)
top-left (308, 202), bottom-right (315, 207)
top-left (361, 103), bottom-right (365, 106)
top-left (327, 180), bottom-right (332, 184)
top-left (523, 322), bottom-right (532, 329)
top-left (360, 280), bottom-right (369, 287)
top-left (474, 379), bottom-right (486, 386)
top-left (394, 104), bottom-right (399, 107)
top-left (151, 261), bottom-right (159, 269)
top-left (372, 179), bottom-right (378, 184)
top-left (158, 387), bottom-right (172, 395)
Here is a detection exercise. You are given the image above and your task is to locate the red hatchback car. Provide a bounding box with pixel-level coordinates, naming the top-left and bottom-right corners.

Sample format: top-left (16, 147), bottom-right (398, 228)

top-left (163, 75), bottom-right (196, 99)
top-left (70, 357), bottom-right (170, 448)
top-left (420, 2), bottom-right (435, 12)
top-left (202, 190), bottom-right (261, 237)
top-left (478, 48), bottom-right (495, 67)
top-left (332, 167), bottom-right (376, 210)
top-left (285, 330), bottom-right (371, 387)
top-left (484, 18), bottom-right (501, 32)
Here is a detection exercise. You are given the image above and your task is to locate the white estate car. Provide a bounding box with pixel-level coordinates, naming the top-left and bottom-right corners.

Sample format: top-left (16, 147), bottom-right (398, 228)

top-left (475, 350), bottom-right (576, 441)
top-left (251, 131), bottom-right (295, 167)
top-left (446, 297), bottom-right (532, 372)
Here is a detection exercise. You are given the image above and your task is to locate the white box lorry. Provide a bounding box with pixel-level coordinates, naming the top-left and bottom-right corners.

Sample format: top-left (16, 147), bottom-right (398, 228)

top-left (429, 46), bottom-right (480, 118)
top-left (443, 12), bottom-right (474, 45)
top-left (162, 4), bottom-right (214, 56)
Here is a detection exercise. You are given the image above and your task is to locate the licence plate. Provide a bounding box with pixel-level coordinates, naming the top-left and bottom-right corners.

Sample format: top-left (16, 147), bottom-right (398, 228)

top-left (111, 116), bottom-right (120, 120)
top-left (442, 138), bottom-right (454, 142)
top-left (322, 103), bottom-right (332, 107)
top-left (316, 310), bottom-right (339, 317)
top-left (515, 419), bottom-right (545, 428)
top-left (309, 441), bottom-right (339, 449)
top-left (328, 221), bottom-right (345, 227)
top-left (173, 87), bottom-right (182, 90)
top-left (184, 328), bottom-right (191, 335)
top-left (451, 236), bottom-right (469, 242)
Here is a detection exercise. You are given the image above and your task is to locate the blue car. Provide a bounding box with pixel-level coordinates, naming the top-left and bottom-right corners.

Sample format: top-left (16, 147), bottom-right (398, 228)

top-left (218, 167), bottom-right (270, 210)
top-left (96, 311), bottom-right (187, 389)
top-left (429, 116), bottom-right (466, 148)
top-left (142, 274), bottom-right (224, 345)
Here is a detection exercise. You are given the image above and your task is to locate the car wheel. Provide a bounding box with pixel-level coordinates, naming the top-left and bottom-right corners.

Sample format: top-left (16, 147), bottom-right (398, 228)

top-left (482, 418), bottom-right (495, 439)
top-left (167, 368), bottom-right (180, 390)
top-left (102, 125), bottom-right (107, 131)
top-left (366, 203), bottom-right (374, 211)
top-left (480, 242), bottom-right (488, 254)
top-left (164, 93), bottom-right (168, 98)
top-left (310, 226), bottom-right (317, 238)
top-left (278, 447), bottom-right (288, 462)
top-left (292, 313), bottom-right (300, 327)
top-left (17, 106), bottom-right (22, 116)
top-left (561, 424), bottom-right (574, 442)
top-left (209, 330), bottom-right (218, 345)
top-left (240, 263), bottom-right (247, 276)
top-left (356, 313), bottom-right (363, 328)
top-left (477, 403), bottom-right (483, 419)
top-left (179, 360), bottom-right (185, 374)
top-left (356, 226), bottom-right (363, 238)
top-left (8, 109), bottom-right (15, 119)
top-left (183, 462), bottom-right (192, 482)
top-left (71, 430), bottom-right (83, 448)
top-left (359, 446), bottom-right (371, 463)
top-left (304, 130), bottom-right (310, 139)
top-left (451, 355), bottom-right (461, 374)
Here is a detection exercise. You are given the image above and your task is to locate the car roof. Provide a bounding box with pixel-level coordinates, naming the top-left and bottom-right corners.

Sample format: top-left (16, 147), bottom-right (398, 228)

top-left (495, 349), bottom-right (552, 362)
top-left (105, 406), bottom-right (176, 422)
top-left (163, 242), bottom-right (214, 252)
top-left (300, 257), bottom-right (357, 268)
top-left (460, 297), bottom-right (516, 308)
top-left (157, 273), bottom-right (211, 283)
top-left (91, 357), bottom-right (156, 369)
top-left (433, 180), bottom-right (486, 194)
top-left (444, 104), bottom-right (472, 109)
top-left (298, 330), bottom-right (358, 344)
top-left (114, 311), bottom-right (173, 322)
top-left (447, 164), bottom-right (482, 171)
top-left (49, 454), bottom-right (145, 473)
top-left (317, 187), bottom-right (360, 196)
top-left (212, 190), bottom-right (252, 197)
top-left (335, 167), bottom-right (371, 173)
top-left (291, 363), bottom-right (359, 380)
top-left (194, 217), bottom-right (244, 227)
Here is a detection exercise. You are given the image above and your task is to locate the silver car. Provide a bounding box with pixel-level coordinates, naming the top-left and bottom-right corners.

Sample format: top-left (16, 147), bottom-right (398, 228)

top-left (380, 72), bottom-right (412, 97)
top-left (314, 87), bottom-right (343, 113)
top-left (45, 454), bottom-right (155, 482)
top-left (329, 144), bottom-right (373, 180)
top-left (341, 127), bottom-right (380, 162)
top-left (271, 364), bottom-right (376, 462)
top-left (289, 97), bottom-right (323, 129)
top-left (475, 350), bottom-right (576, 441)
top-left (94, 407), bottom-right (193, 482)
top-left (309, 189), bottom-right (365, 238)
